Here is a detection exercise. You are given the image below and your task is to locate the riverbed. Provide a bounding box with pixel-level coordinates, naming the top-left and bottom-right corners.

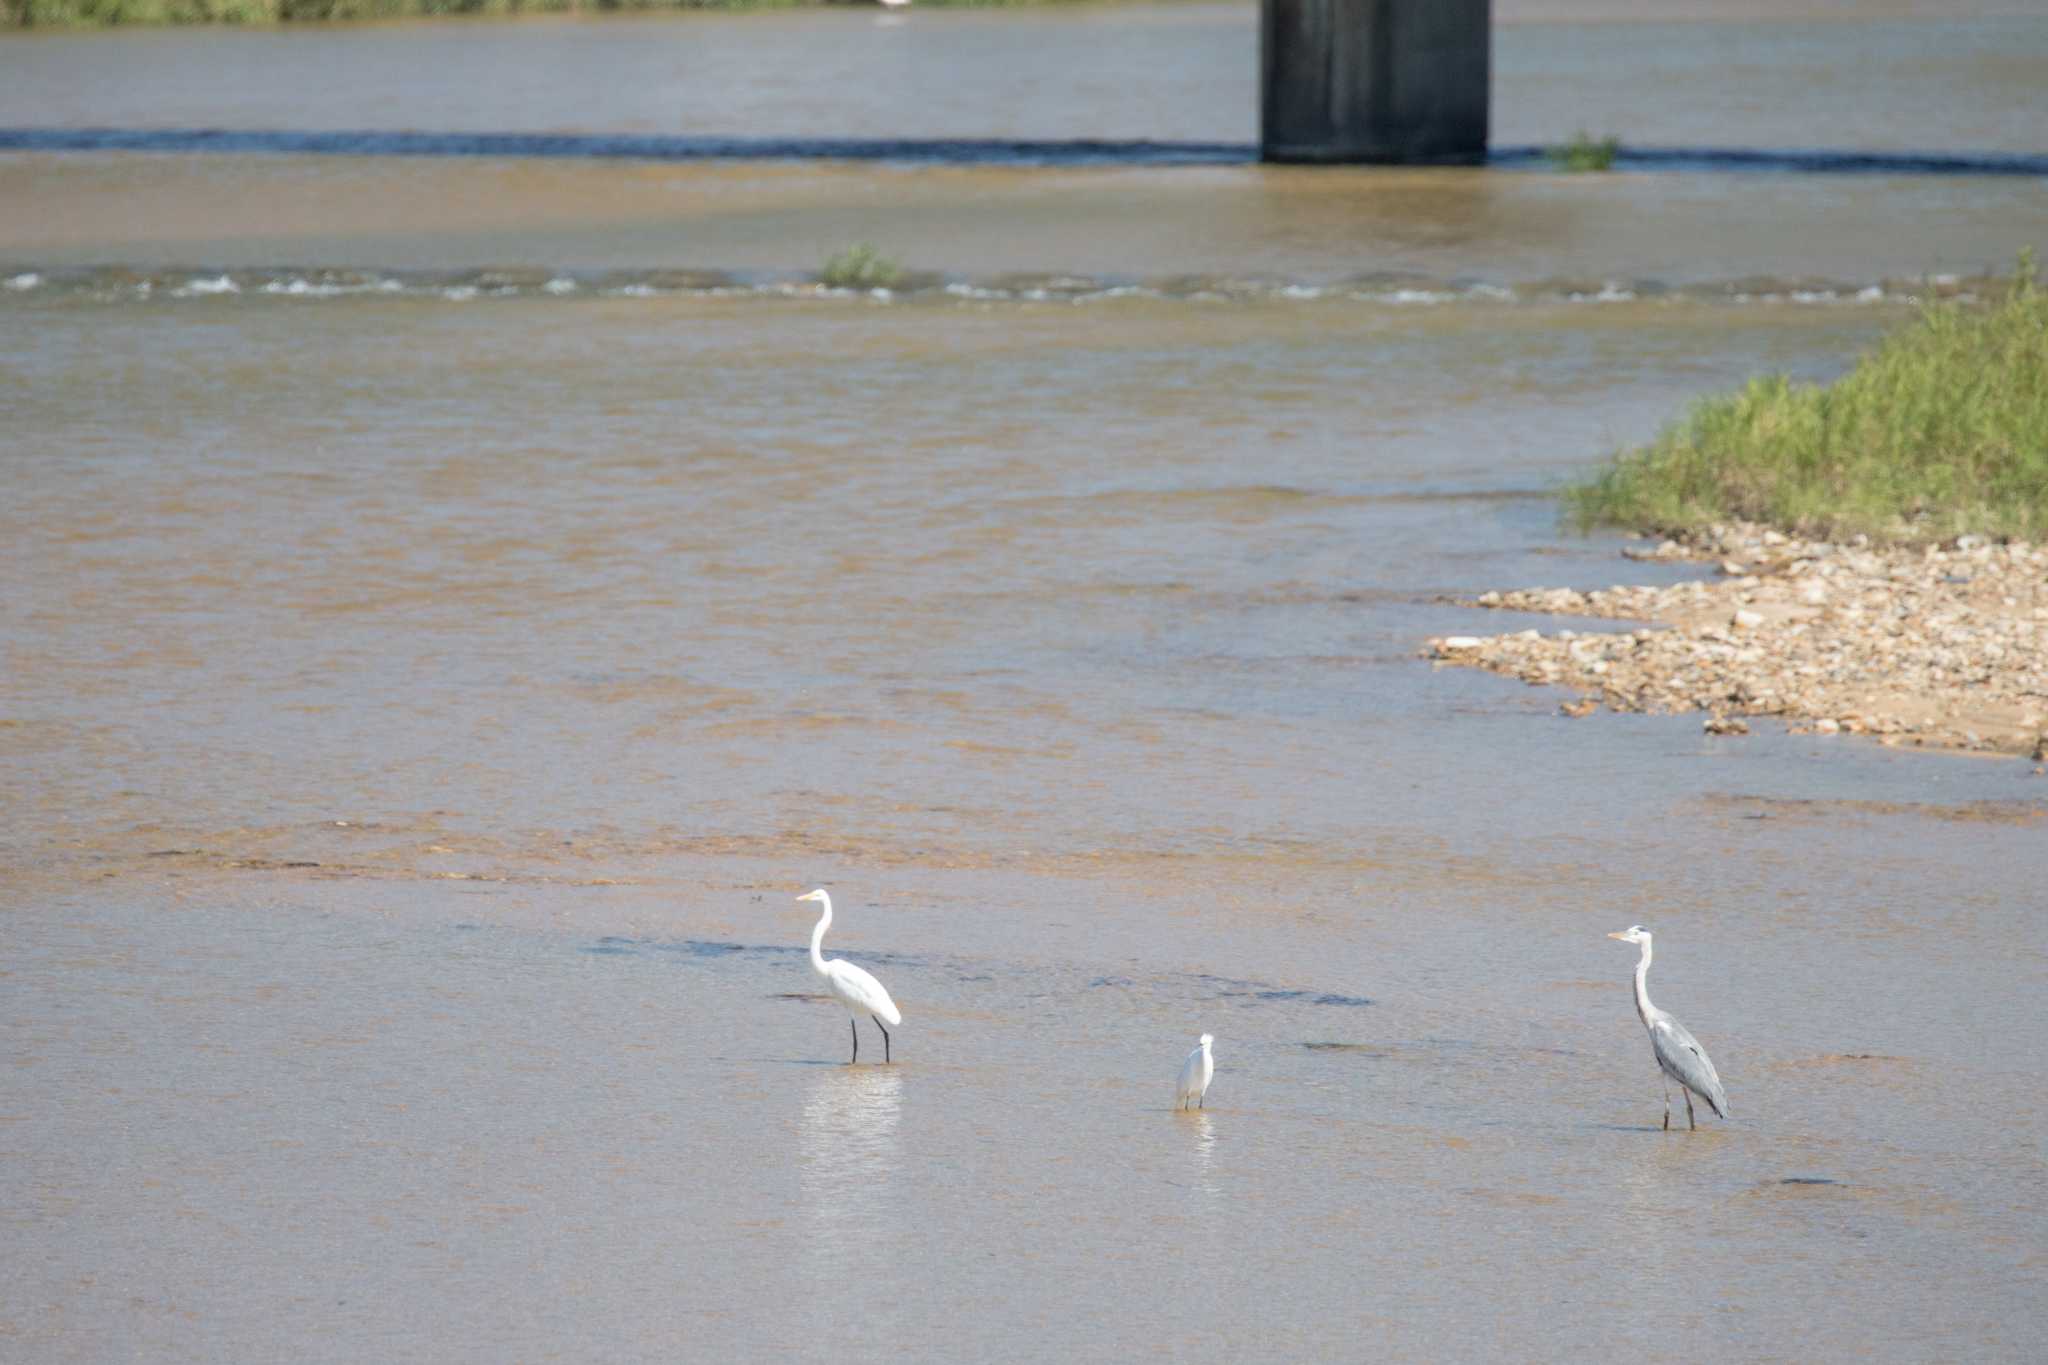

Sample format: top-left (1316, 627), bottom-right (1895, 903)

top-left (4, 4), bottom-right (2046, 1361)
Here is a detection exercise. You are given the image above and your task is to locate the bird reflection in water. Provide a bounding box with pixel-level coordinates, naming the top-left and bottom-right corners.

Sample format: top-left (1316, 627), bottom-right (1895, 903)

top-left (799, 1066), bottom-right (904, 1247)
top-left (1187, 1109), bottom-right (1221, 1202)
top-left (1610, 1133), bottom-right (1694, 1292)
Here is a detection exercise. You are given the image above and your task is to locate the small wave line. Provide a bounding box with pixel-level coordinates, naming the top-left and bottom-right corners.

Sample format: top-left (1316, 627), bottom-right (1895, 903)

top-left (0, 127), bottom-right (1252, 167)
top-left (1492, 143), bottom-right (2048, 177)
top-left (1, 128), bottom-right (2043, 175)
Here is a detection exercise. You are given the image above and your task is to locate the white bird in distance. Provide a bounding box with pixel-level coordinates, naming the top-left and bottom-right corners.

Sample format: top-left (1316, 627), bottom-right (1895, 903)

top-left (798, 889), bottom-right (903, 1065)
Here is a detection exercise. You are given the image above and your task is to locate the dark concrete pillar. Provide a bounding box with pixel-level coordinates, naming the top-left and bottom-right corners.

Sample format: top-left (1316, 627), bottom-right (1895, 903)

top-left (1261, 0), bottom-right (1490, 164)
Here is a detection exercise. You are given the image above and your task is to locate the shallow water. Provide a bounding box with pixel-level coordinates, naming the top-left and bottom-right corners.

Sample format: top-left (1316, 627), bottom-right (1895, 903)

top-left (5, 3), bottom-right (2048, 1361)
top-left (5, 1), bottom-right (2048, 285)
top-left (2, 1), bottom-right (2045, 152)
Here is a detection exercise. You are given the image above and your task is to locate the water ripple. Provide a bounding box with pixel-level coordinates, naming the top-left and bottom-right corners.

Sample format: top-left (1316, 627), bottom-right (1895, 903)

top-left (6, 127), bottom-right (2044, 176)
top-left (0, 262), bottom-right (1986, 310)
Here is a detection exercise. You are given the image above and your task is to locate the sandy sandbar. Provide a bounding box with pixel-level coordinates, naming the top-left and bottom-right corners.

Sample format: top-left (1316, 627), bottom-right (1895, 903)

top-left (1427, 524), bottom-right (2048, 759)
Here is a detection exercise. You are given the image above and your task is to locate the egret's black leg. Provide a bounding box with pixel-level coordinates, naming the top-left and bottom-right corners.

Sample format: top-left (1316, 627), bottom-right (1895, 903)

top-left (1662, 1078), bottom-right (1672, 1131)
top-left (1198, 1092), bottom-right (1204, 1110)
top-left (1684, 1089), bottom-right (1697, 1131)
top-left (850, 1016), bottom-right (859, 1066)
top-left (874, 1017), bottom-right (890, 1064)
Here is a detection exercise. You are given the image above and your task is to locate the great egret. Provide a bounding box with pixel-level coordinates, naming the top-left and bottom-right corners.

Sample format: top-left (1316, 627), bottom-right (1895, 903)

top-left (798, 889), bottom-right (902, 1065)
top-left (1609, 926), bottom-right (1728, 1130)
top-left (1177, 1033), bottom-right (1215, 1110)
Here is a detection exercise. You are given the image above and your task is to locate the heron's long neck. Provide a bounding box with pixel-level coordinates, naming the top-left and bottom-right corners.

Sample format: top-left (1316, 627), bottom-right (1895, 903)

top-left (809, 897), bottom-right (833, 975)
top-left (1631, 940), bottom-right (1656, 1028)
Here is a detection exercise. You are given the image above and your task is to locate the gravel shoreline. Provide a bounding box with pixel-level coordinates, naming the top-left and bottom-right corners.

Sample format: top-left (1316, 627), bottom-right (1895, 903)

top-left (1426, 523), bottom-right (2048, 759)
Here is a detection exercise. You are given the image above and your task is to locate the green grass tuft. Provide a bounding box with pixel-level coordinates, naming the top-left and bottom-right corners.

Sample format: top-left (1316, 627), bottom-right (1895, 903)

top-left (817, 243), bottom-right (902, 290)
top-left (1565, 251), bottom-right (2048, 545)
top-left (1548, 131), bottom-right (1619, 173)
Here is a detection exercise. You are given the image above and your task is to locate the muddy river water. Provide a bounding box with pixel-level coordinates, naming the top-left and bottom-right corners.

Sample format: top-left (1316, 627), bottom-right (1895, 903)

top-left (4, 3), bottom-right (2047, 1360)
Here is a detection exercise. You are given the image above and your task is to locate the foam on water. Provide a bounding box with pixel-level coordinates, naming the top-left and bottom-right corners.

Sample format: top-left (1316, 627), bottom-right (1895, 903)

top-left (172, 274), bottom-right (239, 296)
top-left (0, 263), bottom-right (1999, 312)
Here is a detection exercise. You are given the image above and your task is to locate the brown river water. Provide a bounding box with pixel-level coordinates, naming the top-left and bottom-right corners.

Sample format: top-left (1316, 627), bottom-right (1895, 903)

top-left (4, 3), bottom-right (2048, 1361)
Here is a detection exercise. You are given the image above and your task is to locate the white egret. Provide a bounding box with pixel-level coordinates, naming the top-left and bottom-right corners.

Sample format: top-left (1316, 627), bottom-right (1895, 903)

top-left (1609, 926), bottom-right (1728, 1130)
top-left (798, 889), bottom-right (902, 1064)
top-left (1176, 1033), bottom-right (1215, 1110)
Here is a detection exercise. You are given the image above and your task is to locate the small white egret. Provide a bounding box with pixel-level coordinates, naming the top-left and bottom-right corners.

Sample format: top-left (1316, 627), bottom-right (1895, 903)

top-left (1609, 926), bottom-right (1729, 1130)
top-left (1176, 1033), bottom-right (1215, 1110)
top-left (798, 889), bottom-right (902, 1064)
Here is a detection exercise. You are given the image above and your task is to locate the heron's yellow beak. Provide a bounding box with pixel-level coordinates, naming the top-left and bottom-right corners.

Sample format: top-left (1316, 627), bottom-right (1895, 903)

top-left (1607, 931), bottom-right (1629, 940)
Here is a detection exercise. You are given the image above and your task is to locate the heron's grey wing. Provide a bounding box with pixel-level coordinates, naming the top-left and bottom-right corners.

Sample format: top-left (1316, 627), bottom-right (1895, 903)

top-left (1652, 1016), bottom-right (1729, 1118)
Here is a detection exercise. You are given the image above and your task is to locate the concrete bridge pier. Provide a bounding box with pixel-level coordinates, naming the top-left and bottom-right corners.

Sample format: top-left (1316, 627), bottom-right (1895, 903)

top-left (1260, 0), bottom-right (1490, 164)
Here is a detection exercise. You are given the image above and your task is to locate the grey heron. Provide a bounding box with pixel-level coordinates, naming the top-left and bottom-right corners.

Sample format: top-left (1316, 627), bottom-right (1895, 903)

top-left (1609, 925), bottom-right (1728, 1130)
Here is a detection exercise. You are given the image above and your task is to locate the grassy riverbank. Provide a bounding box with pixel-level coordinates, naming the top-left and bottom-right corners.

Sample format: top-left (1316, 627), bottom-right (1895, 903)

top-left (1566, 253), bottom-right (2048, 545)
top-left (3, 0), bottom-right (1040, 24)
